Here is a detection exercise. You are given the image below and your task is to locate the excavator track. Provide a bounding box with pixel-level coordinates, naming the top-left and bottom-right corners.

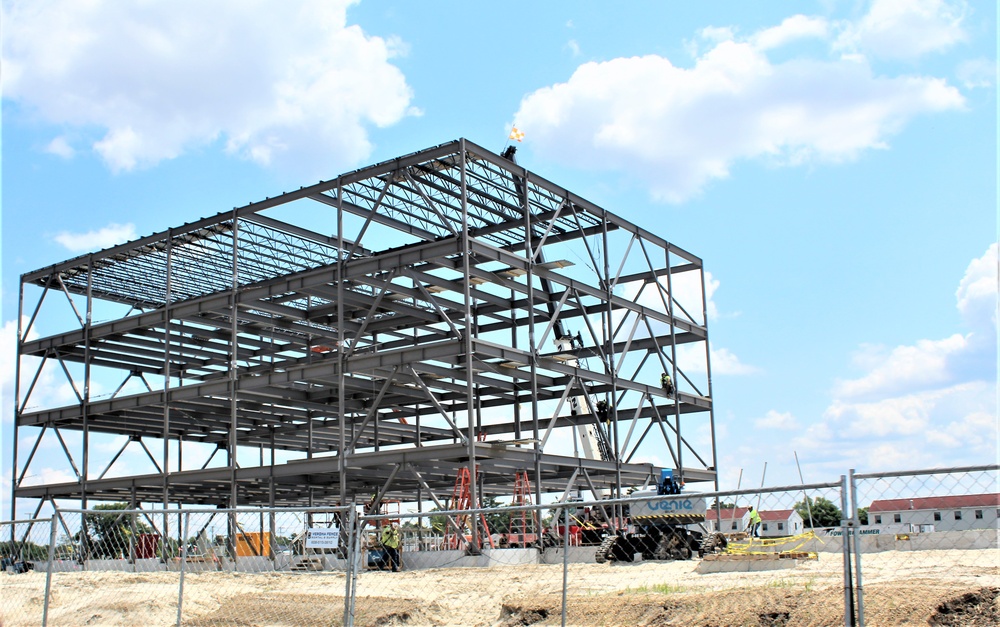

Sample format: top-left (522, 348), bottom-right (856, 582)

top-left (699, 531), bottom-right (728, 556)
top-left (594, 535), bottom-right (619, 563)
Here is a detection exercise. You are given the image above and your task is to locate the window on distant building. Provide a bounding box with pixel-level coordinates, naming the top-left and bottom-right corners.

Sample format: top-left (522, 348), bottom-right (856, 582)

top-left (732, 522), bottom-right (737, 530)
top-left (778, 522), bottom-right (784, 531)
top-left (893, 514), bottom-right (901, 523)
top-left (762, 523), bottom-right (768, 531)
top-left (933, 512), bottom-right (941, 521)
top-left (954, 511), bottom-right (962, 521)
top-left (975, 510), bottom-right (983, 520)
top-left (874, 515), bottom-right (882, 524)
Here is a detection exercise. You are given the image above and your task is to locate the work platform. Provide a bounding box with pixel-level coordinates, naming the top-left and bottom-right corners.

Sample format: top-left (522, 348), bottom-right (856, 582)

top-left (12, 138), bottom-right (716, 514)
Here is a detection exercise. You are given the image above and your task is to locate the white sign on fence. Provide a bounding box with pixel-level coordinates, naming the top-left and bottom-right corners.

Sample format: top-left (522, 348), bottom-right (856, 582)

top-left (305, 527), bottom-right (340, 549)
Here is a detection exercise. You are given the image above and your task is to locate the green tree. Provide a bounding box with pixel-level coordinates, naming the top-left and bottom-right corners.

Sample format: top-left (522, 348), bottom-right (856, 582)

top-left (0, 540), bottom-right (48, 561)
top-left (482, 496), bottom-right (512, 533)
top-left (795, 497), bottom-right (843, 528)
top-left (857, 507), bottom-right (869, 525)
top-left (78, 503), bottom-right (152, 559)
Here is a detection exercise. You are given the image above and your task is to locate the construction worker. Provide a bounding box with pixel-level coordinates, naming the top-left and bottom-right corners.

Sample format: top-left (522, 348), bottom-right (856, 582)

top-left (748, 506), bottom-right (762, 538)
top-left (595, 399), bottom-right (611, 424)
top-left (660, 373), bottom-right (674, 397)
top-left (380, 522), bottom-right (401, 572)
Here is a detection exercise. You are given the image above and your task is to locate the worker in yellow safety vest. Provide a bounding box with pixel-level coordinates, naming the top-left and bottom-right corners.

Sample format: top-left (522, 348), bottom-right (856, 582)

top-left (660, 373), bottom-right (674, 396)
top-left (748, 506), bottom-right (762, 538)
top-left (380, 523), bottom-right (401, 572)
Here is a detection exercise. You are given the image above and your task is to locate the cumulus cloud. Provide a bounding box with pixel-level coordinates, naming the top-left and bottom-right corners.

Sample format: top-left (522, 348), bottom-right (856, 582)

top-left (956, 242), bottom-right (998, 329)
top-left (513, 9), bottom-right (965, 203)
top-left (44, 136), bottom-right (75, 159)
top-left (619, 269), bottom-right (754, 377)
top-left (1, 317), bottom-right (92, 426)
top-left (754, 410), bottom-right (799, 430)
top-left (751, 15), bottom-right (829, 51)
top-left (708, 348), bottom-right (758, 376)
top-left (53, 223), bottom-right (138, 252)
top-left (2, 0), bottom-right (415, 176)
top-left (835, 0), bottom-right (968, 60)
top-left (833, 334), bottom-right (969, 400)
top-left (956, 58), bottom-right (997, 89)
top-left (802, 245), bottom-right (998, 470)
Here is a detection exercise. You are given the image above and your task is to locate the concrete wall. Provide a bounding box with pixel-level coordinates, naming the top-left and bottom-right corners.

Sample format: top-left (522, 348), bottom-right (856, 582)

top-left (540, 546), bottom-right (598, 565)
top-left (780, 528), bottom-right (998, 554)
top-left (396, 547), bottom-right (541, 571)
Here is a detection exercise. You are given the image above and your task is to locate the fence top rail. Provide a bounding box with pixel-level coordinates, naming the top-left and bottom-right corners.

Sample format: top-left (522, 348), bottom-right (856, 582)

top-left (53, 506), bottom-right (354, 516)
top-left (853, 463), bottom-right (1000, 481)
top-left (1, 518), bottom-right (53, 526)
top-left (358, 480), bottom-right (843, 524)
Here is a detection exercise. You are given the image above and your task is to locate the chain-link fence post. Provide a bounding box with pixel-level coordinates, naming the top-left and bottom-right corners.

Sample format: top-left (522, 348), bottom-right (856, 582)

top-left (840, 474), bottom-right (856, 626)
top-left (561, 503), bottom-right (569, 627)
top-left (42, 513), bottom-right (57, 627)
top-left (849, 469), bottom-right (866, 626)
top-left (176, 511), bottom-right (191, 627)
top-left (344, 506), bottom-right (358, 627)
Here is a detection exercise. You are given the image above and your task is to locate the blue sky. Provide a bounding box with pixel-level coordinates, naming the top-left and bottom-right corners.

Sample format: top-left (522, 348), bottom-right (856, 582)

top-left (1, 0), bottom-right (996, 508)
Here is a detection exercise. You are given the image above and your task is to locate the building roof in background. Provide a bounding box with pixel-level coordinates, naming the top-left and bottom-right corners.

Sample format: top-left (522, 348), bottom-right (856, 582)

top-left (708, 507), bottom-right (749, 521)
top-left (869, 494), bottom-right (1000, 513)
top-left (759, 509), bottom-right (799, 521)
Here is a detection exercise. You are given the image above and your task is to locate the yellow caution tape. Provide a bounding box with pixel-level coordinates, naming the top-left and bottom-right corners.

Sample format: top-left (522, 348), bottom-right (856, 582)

top-left (724, 530), bottom-right (822, 557)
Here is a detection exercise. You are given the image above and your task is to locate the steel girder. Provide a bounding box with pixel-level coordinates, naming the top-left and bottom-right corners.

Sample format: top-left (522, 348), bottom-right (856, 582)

top-left (12, 138), bottom-right (716, 515)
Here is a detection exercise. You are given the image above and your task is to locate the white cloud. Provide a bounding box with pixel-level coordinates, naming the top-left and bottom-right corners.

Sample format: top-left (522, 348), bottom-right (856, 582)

top-left (834, 334), bottom-right (969, 399)
top-left (675, 344), bottom-right (757, 377)
top-left (754, 410), bottom-right (799, 430)
top-left (1, 0), bottom-right (414, 176)
top-left (836, 0), bottom-right (968, 60)
top-left (709, 347), bottom-right (758, 376)
top-left (699, 26), bottom-right (736, 44)
top-left (751, 15), bottom-right (829, 51)
top-left (1, 318), bottom-right (31, 424)
top-left (796, 245), bottom-right (999, 471)
top-left (19, 466), bottom-right (78, 487)
top-left (567, 40), bottom-right (581, 57)
top-left (956, 242), bottom-right (998, 330)
top-left (54, 223), bottom-right (137, 252)
top-left (513, 5), bottom-right (972, 204)
top-left (44, 136), bottom-right (75, 159)
top-left (514, 36), bottom-right (964, 202)
top-left (2, 317), bottom-right (90, 426)
top-left (956, 58), bottom-right (997, 89)
top-left (661, 269), bottom-right (719, 323)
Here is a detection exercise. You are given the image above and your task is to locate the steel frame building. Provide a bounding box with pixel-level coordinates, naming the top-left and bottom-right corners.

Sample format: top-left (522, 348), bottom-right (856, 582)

top-left (11, 138), bottom-right (716, 520)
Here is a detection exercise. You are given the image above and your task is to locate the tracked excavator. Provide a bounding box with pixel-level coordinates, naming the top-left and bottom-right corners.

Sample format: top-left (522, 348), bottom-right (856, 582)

top-left (594, 472), bottom-right (727, 562)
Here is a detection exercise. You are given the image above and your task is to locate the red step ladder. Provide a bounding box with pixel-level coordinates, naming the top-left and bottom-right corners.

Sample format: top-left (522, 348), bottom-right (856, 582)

top-left (508, 471), bottom-right (537, 547)
top-left (445, 465), bottom-right (495, 550)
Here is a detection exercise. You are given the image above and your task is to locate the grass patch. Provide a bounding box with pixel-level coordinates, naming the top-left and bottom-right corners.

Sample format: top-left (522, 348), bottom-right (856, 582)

top-left (626, 583), bottom-right (687, 595)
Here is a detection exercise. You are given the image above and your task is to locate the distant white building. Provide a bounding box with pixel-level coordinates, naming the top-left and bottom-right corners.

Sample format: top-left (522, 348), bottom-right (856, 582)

top-left (706, 507), bottom-right (804, 537)
top-left (706, 506), bottom-right (749, 534)
top-left (867, 494), bottom-right (1000, 532)
top-left (758, 509), bottom-right (804, 538)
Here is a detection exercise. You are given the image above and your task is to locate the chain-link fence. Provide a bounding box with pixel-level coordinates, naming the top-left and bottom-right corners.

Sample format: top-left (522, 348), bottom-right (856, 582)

top-left (0, 517), bottom-right (55, 626)
top-left (851, 465), bottom-right (1000, 626)
top-left (1, 465), bottom-right (997, 626)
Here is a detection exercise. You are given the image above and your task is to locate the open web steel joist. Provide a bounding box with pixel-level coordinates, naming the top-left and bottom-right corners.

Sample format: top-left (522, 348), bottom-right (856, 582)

top-left (12, 138), bottom-right (716, 515)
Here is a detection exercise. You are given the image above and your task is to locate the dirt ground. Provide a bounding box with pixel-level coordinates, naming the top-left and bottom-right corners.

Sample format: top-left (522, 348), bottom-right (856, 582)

top-left (1, 549), bottom-right (997, 626)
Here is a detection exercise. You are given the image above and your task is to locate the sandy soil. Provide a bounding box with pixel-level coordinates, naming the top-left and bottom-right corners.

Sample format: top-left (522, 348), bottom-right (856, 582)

top-left (1, 549), bottom-right (998, 626)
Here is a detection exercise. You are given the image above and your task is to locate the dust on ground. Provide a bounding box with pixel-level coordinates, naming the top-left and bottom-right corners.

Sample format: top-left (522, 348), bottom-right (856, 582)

top-left (0, 548), bottom-right (997, 626)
